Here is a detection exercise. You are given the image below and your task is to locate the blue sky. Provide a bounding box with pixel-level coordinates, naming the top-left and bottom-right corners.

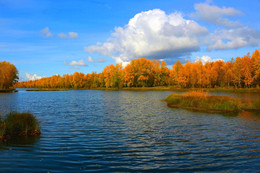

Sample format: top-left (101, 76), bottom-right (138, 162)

top-left (0, 0), bottom-right (259, 81)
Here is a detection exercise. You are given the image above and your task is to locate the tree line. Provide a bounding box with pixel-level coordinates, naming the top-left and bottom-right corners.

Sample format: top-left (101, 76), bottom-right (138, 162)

top-left (0, 61), bottom-right (19, 89)
top-left (15, 49), bottom-right (260, 89)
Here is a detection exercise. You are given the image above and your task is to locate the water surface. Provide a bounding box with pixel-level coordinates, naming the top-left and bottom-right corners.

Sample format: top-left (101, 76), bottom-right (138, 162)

top-left (0, 89), bottom-right (259, 172)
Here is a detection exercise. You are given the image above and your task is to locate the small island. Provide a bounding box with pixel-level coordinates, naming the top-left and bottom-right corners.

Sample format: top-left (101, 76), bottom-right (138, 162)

top-left (0, 112), bottom-right (41, 142)
top-left (165, 91), bottom-right (260, 113)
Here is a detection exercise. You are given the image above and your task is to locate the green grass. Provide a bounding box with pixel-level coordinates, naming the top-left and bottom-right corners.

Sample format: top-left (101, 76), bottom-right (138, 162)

top-left (0, 112), bottom-right (40, 142)
top-left (165, 91), bottom-right (260, 113)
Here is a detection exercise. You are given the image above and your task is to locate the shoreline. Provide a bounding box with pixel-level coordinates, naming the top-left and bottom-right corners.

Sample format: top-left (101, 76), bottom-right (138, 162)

top-left (0, 89), bottom-right (18, 93)
top-left (17, 87), bottom-right (260, 93)
top-left (26, 88), bottom-right (70, 91)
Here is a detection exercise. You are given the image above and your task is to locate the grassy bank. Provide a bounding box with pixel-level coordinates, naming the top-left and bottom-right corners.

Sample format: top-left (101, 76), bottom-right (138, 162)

top-left (26, 88), bottom-right (70, 91)
top-left (0, 112), bottom-right (40, 142)
top-left (165, 91), bottom-right (260, 113)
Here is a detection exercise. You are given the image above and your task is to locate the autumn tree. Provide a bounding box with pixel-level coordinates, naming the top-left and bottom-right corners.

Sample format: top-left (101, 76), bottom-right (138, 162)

top-left (233, 57), bottom-right (243, 87)
top-left (0, 61), bottom-right (19, 89)
top-left (251, 49), bottom-right (260, 86)
top-left (14, 49), bottom-right (260, 89)
top-left (223, 59), bottom-right (234, 87)
top-left (241, 55), bottom-right (253, 87)
top-left (170, 60), bottom-right (183, 86)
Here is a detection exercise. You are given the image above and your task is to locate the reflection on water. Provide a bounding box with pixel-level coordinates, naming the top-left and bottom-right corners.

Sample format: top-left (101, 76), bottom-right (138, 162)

top-left (0, 89), bottom-right (259, 172)
top-left (238, 111), bottom-right (260, 121)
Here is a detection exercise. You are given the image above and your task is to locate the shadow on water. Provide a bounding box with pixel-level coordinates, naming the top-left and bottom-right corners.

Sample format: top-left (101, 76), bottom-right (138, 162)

top-left (0, 136), bottom-right (40, 151)
top-left (220, 111), bottom-right (260, 121)
top-left (181, 107), bottom-right (260, 121)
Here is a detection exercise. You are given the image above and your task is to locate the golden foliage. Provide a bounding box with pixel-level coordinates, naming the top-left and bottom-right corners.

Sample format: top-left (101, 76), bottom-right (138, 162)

top-left (0, 61), bottom-right (19, 89)
top-left (15, 49), bottom-right (260, 89)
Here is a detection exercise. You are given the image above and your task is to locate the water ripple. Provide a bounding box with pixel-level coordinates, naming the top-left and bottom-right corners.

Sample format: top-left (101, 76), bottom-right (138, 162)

top-left (0, 89), bottom-right (259, 172)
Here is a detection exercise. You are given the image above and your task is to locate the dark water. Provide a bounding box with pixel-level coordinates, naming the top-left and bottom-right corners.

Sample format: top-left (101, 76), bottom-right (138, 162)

top-left (0, 89), bottom-right (259, 172)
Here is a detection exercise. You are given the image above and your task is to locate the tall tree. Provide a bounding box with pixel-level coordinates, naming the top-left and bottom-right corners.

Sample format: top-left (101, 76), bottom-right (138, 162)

top-left (233, 57), bottom-right (243, 87)
top-left (0, 61), bottom-right (19, 89)
top-left (251, 49), bottom-right (260, 86)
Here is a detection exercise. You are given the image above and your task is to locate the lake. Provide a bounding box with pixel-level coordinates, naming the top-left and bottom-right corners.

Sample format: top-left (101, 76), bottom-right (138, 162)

top-left (0, 89), bottom-right (259, 172)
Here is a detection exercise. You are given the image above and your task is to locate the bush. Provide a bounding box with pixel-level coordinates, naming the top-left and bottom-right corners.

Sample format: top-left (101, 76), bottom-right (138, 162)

top-left (0, 112), bottom-right (40, 141)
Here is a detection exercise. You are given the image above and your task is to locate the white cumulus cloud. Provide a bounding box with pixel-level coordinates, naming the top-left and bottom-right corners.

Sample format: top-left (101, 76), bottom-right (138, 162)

top-left (84, 9), bottom-right (208, 64)
top-left (25, 73), bottom-right (42, 81)
top-left (84, 4), bottom-right (260, 64)
top-left (40, 27), bottom-right (53, 38)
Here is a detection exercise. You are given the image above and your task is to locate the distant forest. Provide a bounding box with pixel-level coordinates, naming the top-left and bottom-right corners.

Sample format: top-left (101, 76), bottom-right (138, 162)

top-left (15, 49), bottom-right (260, 89)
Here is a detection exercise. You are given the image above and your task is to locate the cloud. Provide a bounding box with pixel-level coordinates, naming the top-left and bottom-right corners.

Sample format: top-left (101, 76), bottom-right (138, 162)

top-left (68, 59), bottom-right (87, 66)
top-left (96, 58), bottom-right (106, 63)
top-left (195, 55), bottom-right (223, 64)
top-left (85, 5), bottom-right (260, 64)
top-left (70, 66), bottom-right (80, 69)
top-left (57, 32), bottom-right (78, 39)
top-left (65, 59), bottom-right (87, 69)
top-left (85, 9), bottom-right (208, 64)
top-left (88, 56), bottom-right (95, 62)
top-left (58, 33), bottom-right (67, 39)
top-left (40, 27), bottom-right (53, 37)
top-left (207, 27), bottom-right (260, 50)
top-left (25, 73), bottom-right (42, 81)
top-left (191, 3), bottom-right (260, 50)
top-left (68, 32), bottom-right (78, 38)
top-left (88, 56), bottom-right (106, 63)
top-left (191, 2), bottom-right (243, 28)
top-left (196, 55), bottom-right (211, 64)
